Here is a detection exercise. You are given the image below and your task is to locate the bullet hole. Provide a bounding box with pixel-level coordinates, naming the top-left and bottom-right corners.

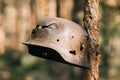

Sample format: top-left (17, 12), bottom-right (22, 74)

top-left (36, 24), bottom-right (39, 28)
top-left (57, 39), bottom-right (59, 42)
top-left (69, 50), bottom-right (76, 55)
top-left (32, 29), bottom-right (36, 34)
top-left (42, 26), bottom-right (48, 28)
top-left (80, 44), bottom-right (84, 51)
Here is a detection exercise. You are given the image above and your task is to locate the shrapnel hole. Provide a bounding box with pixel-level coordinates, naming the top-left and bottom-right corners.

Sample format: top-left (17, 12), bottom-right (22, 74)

top-left (57, 39), bottom-right (59, 42)
top-left (80, 44), bottom-right (84, 51)
top-left (42, 26), bottom-right (48, 28)
top-left (32, 29), bottom-right (36, 34)
top-left (36, 24), bottom-right (39, 28)
top-left (69, 50), bottom-right (76, 55)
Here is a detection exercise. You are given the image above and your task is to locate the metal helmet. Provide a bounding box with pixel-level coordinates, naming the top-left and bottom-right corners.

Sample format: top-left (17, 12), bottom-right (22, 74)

top-left (23, 17), bottom-right (90, 68)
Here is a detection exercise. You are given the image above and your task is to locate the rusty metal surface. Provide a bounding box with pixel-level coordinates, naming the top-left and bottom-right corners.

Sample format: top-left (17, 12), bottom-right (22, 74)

top-left (23, 17), bottom-right (90, 68)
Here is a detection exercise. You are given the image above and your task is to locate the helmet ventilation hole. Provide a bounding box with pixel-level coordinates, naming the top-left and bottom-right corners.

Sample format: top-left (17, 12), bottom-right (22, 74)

top-left (69, 50), bottom-right (76, 55)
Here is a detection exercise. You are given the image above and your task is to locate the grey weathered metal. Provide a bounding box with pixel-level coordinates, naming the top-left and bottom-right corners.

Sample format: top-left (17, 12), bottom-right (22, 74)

top-left (23, 17), bottom-right (90, 68)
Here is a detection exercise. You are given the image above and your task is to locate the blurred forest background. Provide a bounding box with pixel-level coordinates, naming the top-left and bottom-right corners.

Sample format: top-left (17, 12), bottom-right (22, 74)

top-left (0, 0), bottom-right (120, 80)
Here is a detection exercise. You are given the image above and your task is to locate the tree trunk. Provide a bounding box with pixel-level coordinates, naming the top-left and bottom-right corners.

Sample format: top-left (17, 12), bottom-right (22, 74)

top-left (36, 0), bottom-right (49, 19)
top-left (17, 0), bottom-right (31, 51)
top-left (83, 0), bottom-right (101, 80)
top-left (48, 0), bottom-right (57, 16)
top-left (59, 0), bottom-right (73, 19)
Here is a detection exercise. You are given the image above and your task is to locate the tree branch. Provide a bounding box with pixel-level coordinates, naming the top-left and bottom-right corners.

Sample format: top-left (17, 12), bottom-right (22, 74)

top-left (83, 0), bottom-right (101, 80)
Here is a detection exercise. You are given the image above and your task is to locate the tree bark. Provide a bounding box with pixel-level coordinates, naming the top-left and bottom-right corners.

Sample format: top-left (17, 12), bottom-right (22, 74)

top-left (83, 0), bottom-right (101, 80)
top-left (59, 0), bottom-right (73, 19)
top-left (48, 0), bottom-right (57, 16)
